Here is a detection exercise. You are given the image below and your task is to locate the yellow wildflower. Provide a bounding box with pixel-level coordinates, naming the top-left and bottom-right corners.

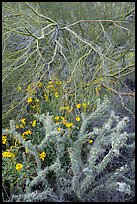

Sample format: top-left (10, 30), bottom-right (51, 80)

top-left (32, 120), bottom-right (36, 127)
top-left (89, 139), bottom-right (93, 144)
top-left (57, 127), bottom-right (61, 131)
top-left (76, 116), bottom-right (81, 122)
top-left (16, 125), bottom-right (19, 129)
top-left (37, 82), bottom-right (43, 88)
top-left (60, 116), bottom-right (65, 120)
top-left (46, 85), bottom-right (54, 89)
top-left (82, 102), bottom-right (87, 110)
top-left (65, 123), bottom-right (71, 128)
top-left (2, 135), bottom-right (7, 144)
top-left (55, 81), bottom-right (62, 85)
top-left (20, 124), bottom-right (24, 128)
top-left (70, 122), bottom-right (74, 126)
top-left (16, 163), bottom-right (23, 171)
top-left (55, 116), bottom-right (60, 120)
top-left (44, 94), bottom-right (49, 102)
top-left (27, 98), bottom-right (33, 103)
top-left (2, 151), bottom-right (15, 158)
top-left (65, 122), bottom-right (73, 128)
top-left (35, 99), bottom-right (39, 102)
top-left (54, 92), bottom-right (59, 98)
top-left (76, 103), bottom-right (81, 109)
top-left (22, 130), bottom-right (32, 137)
top-left (21, 118), bottom-right (26, 125)
top-left (39, 151), bottom-right (46, 161)
top-left (62, 118), bottom-right (67, 125)
top-left (65, 106), bottom-right (72, 112)
top-left (17, 86), bottom-right (22, 91)
top-left (25, 148), bottom-right (29, 154)
top-left (14, 138), bottom-right (20, 146)
top-left (25, 130), bottom-right (32, 135)
top-left (26, 85), bottom-right (31, 93)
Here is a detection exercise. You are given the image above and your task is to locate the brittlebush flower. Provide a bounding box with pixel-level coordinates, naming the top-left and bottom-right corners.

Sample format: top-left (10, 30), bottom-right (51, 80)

top-left (32, 120), bottom-right (36, 127)
top-left (2, 135), bottom-right (7, 144)
top-left (89, 139), bottom-right (93, 144)
top-left (20, 124), bottom-right (24, 128)
top-left (35, 99), bottom-right (39, 103)
top-left (16, 163), bottom-right (23, 171)
top-left (26, 130), bottom-right (32, 134)
top-left (17, 86), bottom-right (22, 91)
top-left (54, 92), bottom-right (59, 98)
top-left (21, 118), bottom-right (26, 125)
top-left (76, 116), bottom-right (81, 121)
top-left (22, 130), bottom-right (32, 136)
top-left (39, 151), bottom-right (46, 161)
top-left (44, 94), bottom-right (49, 102)
top-left (82, 102), bottom-right (87, 110)
top-left (65, 106), bottom-right (72, 112)
top-left (65, 122), bottom-right (74, 128)
top-left (37, 82), bottom-right (43, 88)
top-left (76, 103), bottom-right (81, 109)
top-left (27, 98), bottom-right (33, 103)
top-left (16, 125), bottom-right (19, 129)
top-left (55, 116), bottom-right (60, 120)
top-left (2, 151), bottom-right (15, 158)
top-left (57, 127), bottom-right (61, 131)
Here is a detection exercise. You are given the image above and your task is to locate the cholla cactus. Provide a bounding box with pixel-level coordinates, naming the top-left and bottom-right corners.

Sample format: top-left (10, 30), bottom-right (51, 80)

top-left (2, 97), bottom-right (135, 202)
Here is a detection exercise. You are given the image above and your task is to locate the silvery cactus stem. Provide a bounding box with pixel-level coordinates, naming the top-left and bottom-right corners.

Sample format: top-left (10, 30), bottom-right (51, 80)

top-left (2, 97), bottom-right (135, 202)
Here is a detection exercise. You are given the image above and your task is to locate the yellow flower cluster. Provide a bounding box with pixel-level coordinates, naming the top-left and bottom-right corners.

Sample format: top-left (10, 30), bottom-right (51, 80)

top-left (25, 83), bottom-right (35, 93)
top-left (2, 135), bottom-right (7, 144)
top-left (60, 106), bottom-right (72, 113)
top-left (22, 130), bottom-right (32, 137)
top-left (65, 122), bottom-right (74, 128)
top-left (46, 84), bottom-right (55, 89)
top-left (2, 151), bottom-right (15, 158)
top-left (76, 102), bottom-right (89, 111)
top-left (21, 118), bottom-right (26, 125)
top-left (59, 116), bottom-right (73, 128)
top-left (16, 163), bottom-right (23, 171)
top-left (39, 151), bottom-right (46, 161)
top-left (48, 79), bottom-right (62, 85)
